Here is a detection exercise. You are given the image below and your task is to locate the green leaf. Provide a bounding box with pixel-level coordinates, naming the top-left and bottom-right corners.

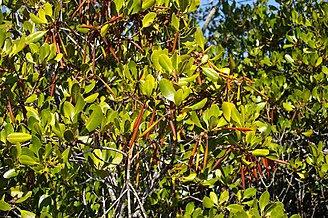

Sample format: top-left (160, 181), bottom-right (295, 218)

top-left (44, 2), bottom-right (53, 17)
top-left (219, 190), bottom-right (229, 204)
top-left (202, 67), bottom-right (219, 82)
top-left (290, 214), bottom-right (302, 218)
top-left (139, 74), bottom-right (156, 97)
top-left (159, 54), bottom-right (174, 73)
top-left (112, 152), bottom-right (123, 165)
top-left (259, 191), bottom-right (270, 212)
top-left (20, 155), bottom-right (39, 165)
top-left (203, 196), bottom-right (215, 208)
top-left (85, 105), bottom-right (103, 132)
top-left (26, 53), bottom-right (35, 63)
top-left (85, 93), bottom-right (99, 103)
top-left (64, 130), bottom-right (75, 142)
top-left (30, 13), bottom-right (47, 24)
top-left (7, 133), bottom-right (32, 144)
top-left (190, 111), bottom-right (203, 129)
top-left (171, 13), bottom-right (180, 30)
top-left (322, 66), bottom-right (328, 75)
top-left (283, 102), bottom-right (294, 111)
top-left (71, 83), bottom-right (81, 105)
top-left (251, 149), bottom-right (270, 157)
top-left (0, 200), bottom-right (11, 211)
top-left (194, 27), bottom-right (205, 50)
top-left (182, 173), bottom-right (196, 182)
top-left (222, 102), bottom-right (233, 122)
top-left (189, 98), bottom-right (207, 111)
top-left (159, 79), bottom-right (176, 101)
top-left (243, 188), bottom-right (256, 199)
top-left (63, 101), bottom-right (75, 119)
top-left (174, 89), bottom-right (184, 106)
top-left (315, 57), bottom-right (323, 67)
top-left (231, 105), bottom-right (242, 126)
top-left (284, 54), bottom-right (294, 63)
top-left (100, 24), bottom-right (109, 38)
top-left (302, 129), bottom-right (313, 137)
top-left (142, 12), bottom-right (157, 28)
top-left (210, 192), bottom-right (218, 205)
top-left (26, 31), bottom-right (48, 44)
top-left (185, 202), bottom-right (195, 215)
top-left (19, 209), bottom-right (36, 218)
top-left (142, 0), bottom-right (155, 10)
top-left (3, 169), bottom-right (18, 179)
top-left (227, 204), bottom-right (244, 212)
top-left (16, 191), bottom-right (32, 204)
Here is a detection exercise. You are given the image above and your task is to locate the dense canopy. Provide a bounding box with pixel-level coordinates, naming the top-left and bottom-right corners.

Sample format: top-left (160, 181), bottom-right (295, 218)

top-left (0, 0), bottom-right (327, 217)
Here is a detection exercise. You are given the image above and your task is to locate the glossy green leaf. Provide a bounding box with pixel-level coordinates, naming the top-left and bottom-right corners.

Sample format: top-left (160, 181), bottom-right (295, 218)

top-left (190, 111), bottom-right (203, 129)
top-left (0, 200), bottom-right (11, 211)
top-left (227, 204), bottom-right (244, 212)
top-left (171, 13), bottom-right (180, 30)
top-left (85, 105), bottom-right (103, 132)
top-left (142, 12), bottom-right (157, 28)
top-left (243, 188), bottom-right (256, 199)
top-left (251, 149), bottom-right (270, 157)
top-left (222, 102), bottom-right (233, 122)
top-left (30, 13), bottom-right (47, 24)
top-left (209, 192), bottom-right (218, 205)
top-left (44, 2), bottom-right (53, 17)
top-left (185, 202), bottom-right (195, 215)
top-left (159, 79), bottom-right (176, 101)
top-left (101, 24), bottom-right (109, 37)
top-left (139, 74), bottom-right (156, 97)
top-left (194, 27), bottom-right (205, 50)
top-left (283, 102), bottom-right (294, 111)
top-left (202, 67), bottom-right (219, 82)
top-left (219, 190), bottom-right (229, 204)
top-left (189, 98), bottom-right (207, 111)
top-left (259, 191), bottom-right (270, 212)
top-left (174, 89), bottom-right (184, 106)
top-left (284, 54), bottom-right (294, 63)
top-left (20, 155), bottom-right (39, 165)
top-left (85, 93), bottom-right (99, 103)
top-left (182, 173), bottom-right (196, 182)
top-left (20, 209), bottom-right (36, 218)
top-left (112, 153), bottom-right (123, 165)
top-left (302, 129), bottom-right (313, 137)
top-left (26, 31), bottom-right (48, 44)
top-left (142, 0), bottom-right (155, 10)
top-left (63, 101), bottom-right (75, 119)
top-left (71, 83), bottom-right (81, 104)
top-left (159, 54), bottom-right (174, 73)
top-left (3, 169), bottom-right (18, 179)
top-left (203, 196), bottom-right (214, 208)
top-left (16, 191), bottom-right (32, 204)
top-left (7, 133), bottom-right (32, 144)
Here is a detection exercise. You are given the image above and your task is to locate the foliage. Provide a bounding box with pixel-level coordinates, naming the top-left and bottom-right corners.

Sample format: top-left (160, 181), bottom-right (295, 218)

top-left (200, 0), bottom-right (328, 216)
top-left (0, 0), bottom-right (326, 217)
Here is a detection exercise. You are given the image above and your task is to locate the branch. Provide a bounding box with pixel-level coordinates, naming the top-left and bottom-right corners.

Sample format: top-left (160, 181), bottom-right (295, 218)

top-left (202, 5), bottom-right (219, 33)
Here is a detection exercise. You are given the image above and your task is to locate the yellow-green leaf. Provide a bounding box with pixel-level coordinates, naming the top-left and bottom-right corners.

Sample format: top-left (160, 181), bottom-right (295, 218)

top-left (7, 133), bottom-right (32, 144)
top-left (85, 105), bottom-right (103, 132)
top-left (159, 79), bottom-right (175, 102)
top-left (16, 191), bottom-right (32, 204)
top-left (251, 149), bottom-right (270, 157)
top-left (20, 209), bottom-right (36, 218)
top-left (0, 200), bottom-right (11, 211)
top-left (142, 12), bottom-right (157, 28)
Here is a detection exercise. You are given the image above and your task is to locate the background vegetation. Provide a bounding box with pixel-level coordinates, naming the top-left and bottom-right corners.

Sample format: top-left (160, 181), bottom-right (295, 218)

top-left (0, 0), bottom-right (327, 217)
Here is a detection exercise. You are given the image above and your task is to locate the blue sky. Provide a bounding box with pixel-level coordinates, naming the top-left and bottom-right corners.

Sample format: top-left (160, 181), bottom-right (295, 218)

top-left (200, 0), bottom-right (279, 7)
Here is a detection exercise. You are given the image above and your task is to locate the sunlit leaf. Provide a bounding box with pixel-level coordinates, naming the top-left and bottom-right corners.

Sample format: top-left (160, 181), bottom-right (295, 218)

top-left (7, 133), bottom-right (32, 144)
